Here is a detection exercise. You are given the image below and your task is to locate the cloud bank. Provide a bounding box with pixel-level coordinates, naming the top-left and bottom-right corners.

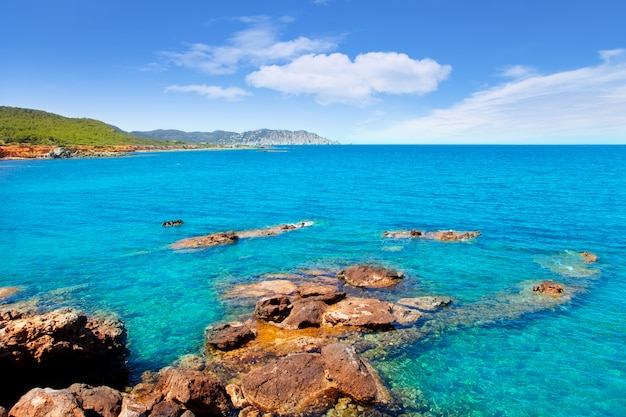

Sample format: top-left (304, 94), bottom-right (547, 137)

top-left (373, 49), bottom-right (626, 143)
top-left (246, 52), bottom-right (452, 105)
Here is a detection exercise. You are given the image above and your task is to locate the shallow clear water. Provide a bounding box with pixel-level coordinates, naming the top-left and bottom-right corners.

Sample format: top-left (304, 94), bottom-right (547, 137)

top-left (1, 145), bottom-right (625, 416)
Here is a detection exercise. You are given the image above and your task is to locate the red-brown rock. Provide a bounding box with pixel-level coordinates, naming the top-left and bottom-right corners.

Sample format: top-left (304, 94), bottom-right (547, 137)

top-left (154, 367), bottom-right (231, 416)
top-left (8, 387), bottom-right (86, 417)
top-left (297, 284), bottom-right (345, 304)
top-left (0, 307), bottom-right (127, 407)
top-left (280, 299), bottom-right (328, 330)
top-left (323, 298), bottom-right (396, 329)
top-left (320, 343), bottom-right (378, 403)
top-left (67, 384), bottom-right (122, 417)
top-left (171, 231), bottom-right (238, 250)
top-left (336, 265), bottom-right (403, 288)
top-left (240, 353), bottom-right (334, 414)
top-left (384, 229), bottom-right (481, 241)
top-left (254, 295), bottom-right (292, 323)
top-left (581, 252), bottom-right (598, 263)
top-left (205, 321), bottom-right (257, 351)
top-left (532, 281), bottom-right (565, 297)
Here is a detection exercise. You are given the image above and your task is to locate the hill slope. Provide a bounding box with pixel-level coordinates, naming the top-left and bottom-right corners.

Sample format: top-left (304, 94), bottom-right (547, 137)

top-left (0, 106), bottom-right (181, 147)
top-left (131, 128), bottom-right (339, 145)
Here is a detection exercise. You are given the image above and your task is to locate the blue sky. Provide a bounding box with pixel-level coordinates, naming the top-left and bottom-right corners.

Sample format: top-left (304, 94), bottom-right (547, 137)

top-left (2, 0), bottom-right (625, 144)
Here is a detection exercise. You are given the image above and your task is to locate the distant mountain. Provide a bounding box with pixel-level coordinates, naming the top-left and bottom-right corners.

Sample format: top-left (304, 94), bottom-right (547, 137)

top-left (131, 128), bottom-right (340, 146)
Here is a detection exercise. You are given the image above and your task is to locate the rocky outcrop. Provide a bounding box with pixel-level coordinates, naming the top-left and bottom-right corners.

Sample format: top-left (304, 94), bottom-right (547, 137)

top-left (0, 146), bottom-right (55, 159)
top-left (581, 251), bottom-right (598, 263)
top-left (323, 297), bottom-right (397, 329)
top-left (239, 343), bottom-right (385, 415)
top-left (8, 384), bottom-right (122, 417)
top-left (336, 265), bottom-right (403, 288)
top-left (171, 231), bottom-right (238, 250)
top-left (205, 321), bottom-right (257, 351)
top-left (532, 280), bottom-right (565, 297)
top-left (383, 229), bottom-right (481, 241)
top-left (0, 307), bottom-right (128, 407)
top-left (171, 221), bottom-right (313, 250)
top-left (162, 219), bottom-right (184, 227)
top-left (154, 367), bottom-right (231, 416)
top-left (254, 295), bottom-right (293, 323)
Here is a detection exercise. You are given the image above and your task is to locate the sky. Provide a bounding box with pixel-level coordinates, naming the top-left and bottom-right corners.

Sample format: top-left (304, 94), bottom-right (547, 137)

top-left (1, 0), bottom-right (626, 144)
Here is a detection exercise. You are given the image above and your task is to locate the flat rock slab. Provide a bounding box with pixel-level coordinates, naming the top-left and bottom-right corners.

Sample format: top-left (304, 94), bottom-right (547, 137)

top-left (172, 221), bottom-right (313, 250)
top-left (384, 229), bottom-right (481, 241)
top-left (336, 265), bottom-right (403, 288)
top-left (397, 296), bottom-right (453, 311)
top-left (205, 321), bottom-right (257, 351)
top-left (323, 297), bottom-right (396, 329)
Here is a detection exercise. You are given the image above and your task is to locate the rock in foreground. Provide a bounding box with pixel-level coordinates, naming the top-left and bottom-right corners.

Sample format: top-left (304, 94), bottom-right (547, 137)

top-left (0, 307), bottom-right (128, 407)
top-left (240, 343), bottom-right (387, 414)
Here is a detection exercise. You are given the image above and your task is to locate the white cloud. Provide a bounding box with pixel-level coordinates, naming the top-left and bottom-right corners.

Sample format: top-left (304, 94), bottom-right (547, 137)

top-left (371, 49), bottom-right (626, 143)
top-left (160, 18), bottom-right (336, 75)
top-left (497, 64), bottom-right (538, 79)
top-left (165, 84), bottom-right (251, 101)
top-left (246, 52), bottom-right (452, 105)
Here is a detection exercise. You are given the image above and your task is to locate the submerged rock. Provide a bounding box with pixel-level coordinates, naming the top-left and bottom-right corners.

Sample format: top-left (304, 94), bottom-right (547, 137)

top-left (171, 231), bottom-right (238, 250)
top-left (0, 287), bottom-right (21, 301)
top-left (532, 280), bottom-right (565, 297)
top-left (171, 221), bottom-right (313, 250)
top-left (580, 251), bottom-right (598, 263)
top-left (383, 229), bottom-right (481, 241)
top-left (336, 265), bottom-right (403, 288)
top-left (397, 296), bottom-right (453, 311)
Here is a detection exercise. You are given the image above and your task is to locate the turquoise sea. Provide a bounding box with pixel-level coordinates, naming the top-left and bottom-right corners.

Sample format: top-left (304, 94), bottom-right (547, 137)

top-left (1, 145), bottom-right (625, 416)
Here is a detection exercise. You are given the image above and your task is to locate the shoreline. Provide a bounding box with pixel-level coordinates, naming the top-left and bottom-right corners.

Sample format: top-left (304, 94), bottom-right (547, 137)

top-left (0, 144), bottom-right (267, 160)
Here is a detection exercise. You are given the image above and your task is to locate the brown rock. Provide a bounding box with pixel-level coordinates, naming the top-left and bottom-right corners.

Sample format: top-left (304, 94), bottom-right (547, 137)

top-left (118, 395), bottom-right (148, 417)
top-left (205, 321), bottom-right (256, 351)
top-left (236, 222), bottom-right (313, 239)
top-left (280, 299), bottom-right (328, 330)
top-left (8, 387), bottom-right (86, 417)
top-left (0, 308), bottom-right (127, 407)
top-left (228, 280), bottom-right (298, 299)
top-left (240, 353), bottom-right (335, 414)
top-left (67, 384), bottom-right (122, 417)
top-left (297, 284), bottom-right (345, 304)
top-left (155, 367), bottom-right (231, 416)
top-left (336, 265), bottom-right (403, 288)
top-left (384, 229), bottom-right (480, 241)
top-left (532, 281), bottom-right (565, 297)
top-left (150, 400), bottom-right (184, 417)
top-left (581, 252), bottom-right (598, 263)
top-left (254, 295), bottom-right (292, 323)
top-left (320, 343), bottom-right (378, 403)
top-left (396, 296), bottom-right (453, 311)
top-left (171, 231), bottom-right (238, 250)
top-left (323, 298), bottom-right (395, 329)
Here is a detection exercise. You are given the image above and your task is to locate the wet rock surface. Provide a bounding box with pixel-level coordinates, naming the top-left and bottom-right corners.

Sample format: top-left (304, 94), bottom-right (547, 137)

top-left (397, 296), bottom-right (453, 311)
top-left (383, 229), bottom-right (481, 241)
top-left (337, 265), bottom-right (404, 288)
top-left (532, 280), bottom-right (565, 296)
top-left (205, 321), bottom-right (257, 351)
top-left (171, 221), bottom-right (313, 250)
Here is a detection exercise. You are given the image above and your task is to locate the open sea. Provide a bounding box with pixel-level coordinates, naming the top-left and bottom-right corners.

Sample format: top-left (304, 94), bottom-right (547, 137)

top-left (1, 145), bottom-right (625, 416)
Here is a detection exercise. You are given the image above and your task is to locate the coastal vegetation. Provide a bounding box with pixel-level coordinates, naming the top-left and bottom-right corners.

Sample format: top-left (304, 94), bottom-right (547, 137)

top-left (0, 106), bottom-right (190, 147)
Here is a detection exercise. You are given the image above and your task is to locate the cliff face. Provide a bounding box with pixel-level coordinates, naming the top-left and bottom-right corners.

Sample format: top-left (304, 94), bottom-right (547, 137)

top-left (131, 128), bottom-right (339, 145)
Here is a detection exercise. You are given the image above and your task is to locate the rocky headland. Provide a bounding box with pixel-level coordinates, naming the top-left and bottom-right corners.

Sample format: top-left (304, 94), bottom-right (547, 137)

top-left (0, 144), bottom-right (216, 160)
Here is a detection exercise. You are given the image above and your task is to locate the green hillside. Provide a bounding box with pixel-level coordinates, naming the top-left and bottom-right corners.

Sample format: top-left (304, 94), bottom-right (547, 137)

top-left (0, 106), bottom-right (182, 147)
